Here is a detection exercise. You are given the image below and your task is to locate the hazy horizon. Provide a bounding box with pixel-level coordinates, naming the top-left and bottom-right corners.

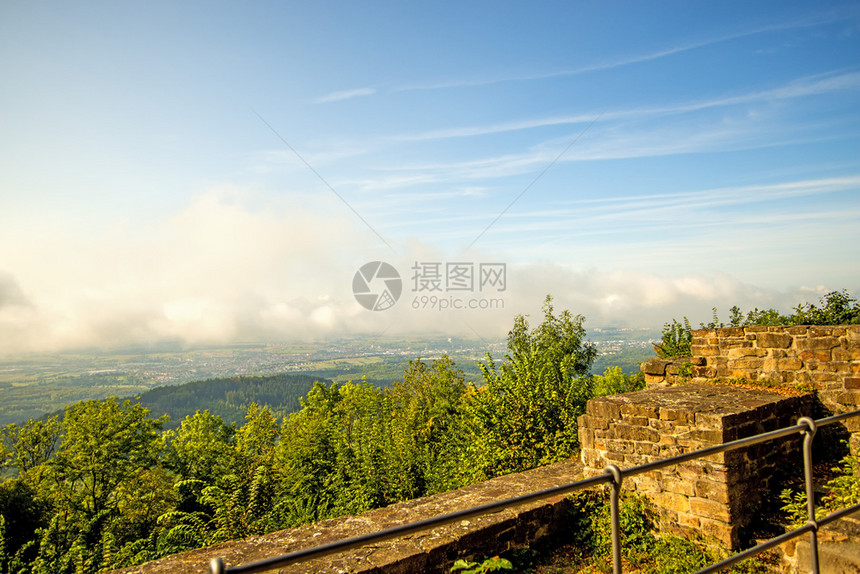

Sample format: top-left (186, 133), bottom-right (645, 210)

top-left (2, 1), bottom-right (858, 356)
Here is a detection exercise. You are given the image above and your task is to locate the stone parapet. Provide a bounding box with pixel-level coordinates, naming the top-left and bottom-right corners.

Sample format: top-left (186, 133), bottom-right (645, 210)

top-left (578, 385), bottom-right (814, 549)
top-left (111, 460), bottom-right (583, 574)
top-left (642, 325), bottom-right (860, 453)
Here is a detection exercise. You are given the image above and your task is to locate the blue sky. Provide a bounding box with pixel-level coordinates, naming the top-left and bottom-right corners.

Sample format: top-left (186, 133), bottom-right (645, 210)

top-left (1, 1), bottom-right (859, 354)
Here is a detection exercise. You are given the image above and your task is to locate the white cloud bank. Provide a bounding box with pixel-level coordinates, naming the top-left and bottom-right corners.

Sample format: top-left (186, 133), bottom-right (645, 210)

top-left (0, 188), bottom-right (840, 356)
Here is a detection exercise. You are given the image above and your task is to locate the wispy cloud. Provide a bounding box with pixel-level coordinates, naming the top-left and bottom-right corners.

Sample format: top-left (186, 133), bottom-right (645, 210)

top-left (391, 70), bottom-right (860, 143)
top-left (395, 11), bottom-right (854, 93)
top-left (510, 176), bottom-right (860, 228)
top-left (313, 87), bottom-right (376, 104)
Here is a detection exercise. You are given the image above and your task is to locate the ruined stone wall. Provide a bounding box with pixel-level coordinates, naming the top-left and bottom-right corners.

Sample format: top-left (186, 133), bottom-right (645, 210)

top-left (642, 325), bottom-right (860, 453)
top-left (578, 385), bottom-right (814, 549)
top-left (644, 325), bottom-right (860, 409)
top-left (112, 460), bottom-right (583, 574)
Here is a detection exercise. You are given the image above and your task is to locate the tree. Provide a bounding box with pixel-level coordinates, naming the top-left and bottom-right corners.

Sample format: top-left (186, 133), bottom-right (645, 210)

top-left (29, 398), bottom-right (168, 574)
top-left (276, 381), bottom-right (342, 526)
top-left (592, 366), bottom-right (645, 397)
top-left (50, 399), bottom-right (166, 521)
top-left (467, 296), bottom-right (597, 478)
top-left (1, 417), bottom-right (61, 484)
top-left (163, 410), bottom-right (235, 484)
top-left (387, 357), bottom-right (469, 495)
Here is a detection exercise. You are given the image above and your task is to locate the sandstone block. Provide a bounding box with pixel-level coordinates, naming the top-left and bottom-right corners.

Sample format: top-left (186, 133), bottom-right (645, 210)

top-left (662, 476), bottom-right (696, 497)
top-left (731, 358), bottom-right (764, 369)
top-left (796, 337), bottom-right (840, 351)
top-left (844, 377), bottom-right (860, 389)
top-left (799, 350), bottom-right (831, 362)
top-left (692, 328), bottom-right (716, 337)
top-left (653, 491), bottom-right (690, 513)
top-left (691, 345), bottom-right (720, 357)
top-left (588, 400), bottom-right (621, 419)
top-left (641, 360), bottom-right (670, 375)
top-left (717, 327), bottom-right (745, 337)
top-left (678, 513), bottom-right (701, 529)
top-left (720, 338), bottom-right (752, 349)
top-left (755, 332), bottom-right (793, 348)
top-left (578, 414), bottom-right (609, 431)
top-left (777, 358), bottom-right (804, 370)
top-left (644, 374), bottom-right (666, 386)
top-left (808, 326), bottom-right (836, 337)
top-left (727, 347), bottom-right (758, 359)
top-left (690, 498), bottom-right (732, 522)
top-left (695, 479), bottom-right (730, 503)
top-left (701, 519), bottom-right (737, 548)
top-left (834, 348), bottom-right (860, 360)
top-left (835, 390), bottom-right (860, 406)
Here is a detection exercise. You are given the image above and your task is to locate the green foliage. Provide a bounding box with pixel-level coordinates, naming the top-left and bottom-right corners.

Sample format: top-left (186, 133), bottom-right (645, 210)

top-left (0, 296), bottom-right (649, 572)
top-left (450, 556), bottom-right (513, 573)
top-left (743, 307), bottom-right (789, 326)
top-left (660, 290), bottom-right (860, 345)
top-left (592, 366), bottom-right (645, 397)
top-left (781, 445), bottom-right (860, 527)
top-left (52, 399), bottom-right (166, 522)
top-left (563, 490), bottom-right (767, 574)
top-left (653, 318), bottom-right (692, 358)
top-left (136, 373), bottom-right (323, 430)
top-left (791, 289), bottom-right (860, 325)
top-left (163, 410), bottom-right (235, 484)
top-left (467, 296), bottom-right (596, 478)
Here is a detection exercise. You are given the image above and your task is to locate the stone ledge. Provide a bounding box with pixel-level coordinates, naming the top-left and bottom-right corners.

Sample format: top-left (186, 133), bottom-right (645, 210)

top-left (579, 385), bottom-right (814, 549)
top-left (111, 459), bottom-right (584, 574)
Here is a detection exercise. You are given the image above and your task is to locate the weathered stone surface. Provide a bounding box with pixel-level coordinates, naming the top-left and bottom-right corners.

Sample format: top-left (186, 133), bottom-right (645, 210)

top-left (691, 345), bottom-right (721, 357)
top-left (796, 336), bottom-right (841, 351)
top-left (716, 327), bottom-right (745, 337)
top-left (111, 460), bottom-right (584, 574)
top-left (579, 384), bottom-right (814, 550)
top-left (754, 332), bottom-right (793, 348)
top-left (642, 359), bottom-right (671, 375)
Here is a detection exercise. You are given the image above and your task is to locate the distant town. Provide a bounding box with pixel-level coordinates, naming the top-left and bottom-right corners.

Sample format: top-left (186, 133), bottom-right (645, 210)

top-left (0, 328), bottom-right (659, 426)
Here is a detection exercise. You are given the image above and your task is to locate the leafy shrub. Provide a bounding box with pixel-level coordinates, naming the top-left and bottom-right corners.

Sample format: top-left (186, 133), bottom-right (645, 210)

top-left (781, 445), bottom-right (860, 526)
top-left (653, 318), bottom-right (692, 358)
top-left (450, 556), bottom-right (514, 573)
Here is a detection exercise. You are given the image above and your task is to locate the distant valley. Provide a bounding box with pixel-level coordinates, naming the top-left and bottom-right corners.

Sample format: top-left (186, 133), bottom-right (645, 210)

top-left (0, 330), bottom-right (657, 426)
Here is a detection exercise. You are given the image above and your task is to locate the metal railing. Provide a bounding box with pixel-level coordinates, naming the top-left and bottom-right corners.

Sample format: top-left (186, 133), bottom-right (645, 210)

top-left (210, 409), bottom-right (860, 574)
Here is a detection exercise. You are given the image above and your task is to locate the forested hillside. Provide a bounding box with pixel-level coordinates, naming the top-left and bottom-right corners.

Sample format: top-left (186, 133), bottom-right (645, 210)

top-left (0, 298), bottom-right (642, 574)
top-left (136, 373), bottom-right (326, 430)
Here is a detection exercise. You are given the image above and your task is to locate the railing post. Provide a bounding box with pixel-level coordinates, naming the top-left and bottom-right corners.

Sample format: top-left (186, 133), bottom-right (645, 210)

top-left (604, 464), bottom-right (623, 574)
top-left (210, 557), bottom-right (226, 574)
top-left (798, 416), bottom-right (819, 574)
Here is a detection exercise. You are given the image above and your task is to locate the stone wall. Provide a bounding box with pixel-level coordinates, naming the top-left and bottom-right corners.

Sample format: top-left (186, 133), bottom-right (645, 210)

top-left (578, 385), bottom-right (814, 549)
top-left (644, 325), bottom-right (860, 408)
top-left (112, 460), bottom-right (583, 574)
top-left (642, 325), bottom-right (860, 453)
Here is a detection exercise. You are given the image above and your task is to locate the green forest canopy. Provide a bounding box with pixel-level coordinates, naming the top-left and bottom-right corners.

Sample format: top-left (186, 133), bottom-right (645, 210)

top-left (0, 296), bottom-right (643, 574)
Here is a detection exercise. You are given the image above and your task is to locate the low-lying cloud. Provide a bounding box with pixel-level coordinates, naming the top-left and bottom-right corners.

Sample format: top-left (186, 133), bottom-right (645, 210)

top-left (0, 189), bottom-right (838, 356)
